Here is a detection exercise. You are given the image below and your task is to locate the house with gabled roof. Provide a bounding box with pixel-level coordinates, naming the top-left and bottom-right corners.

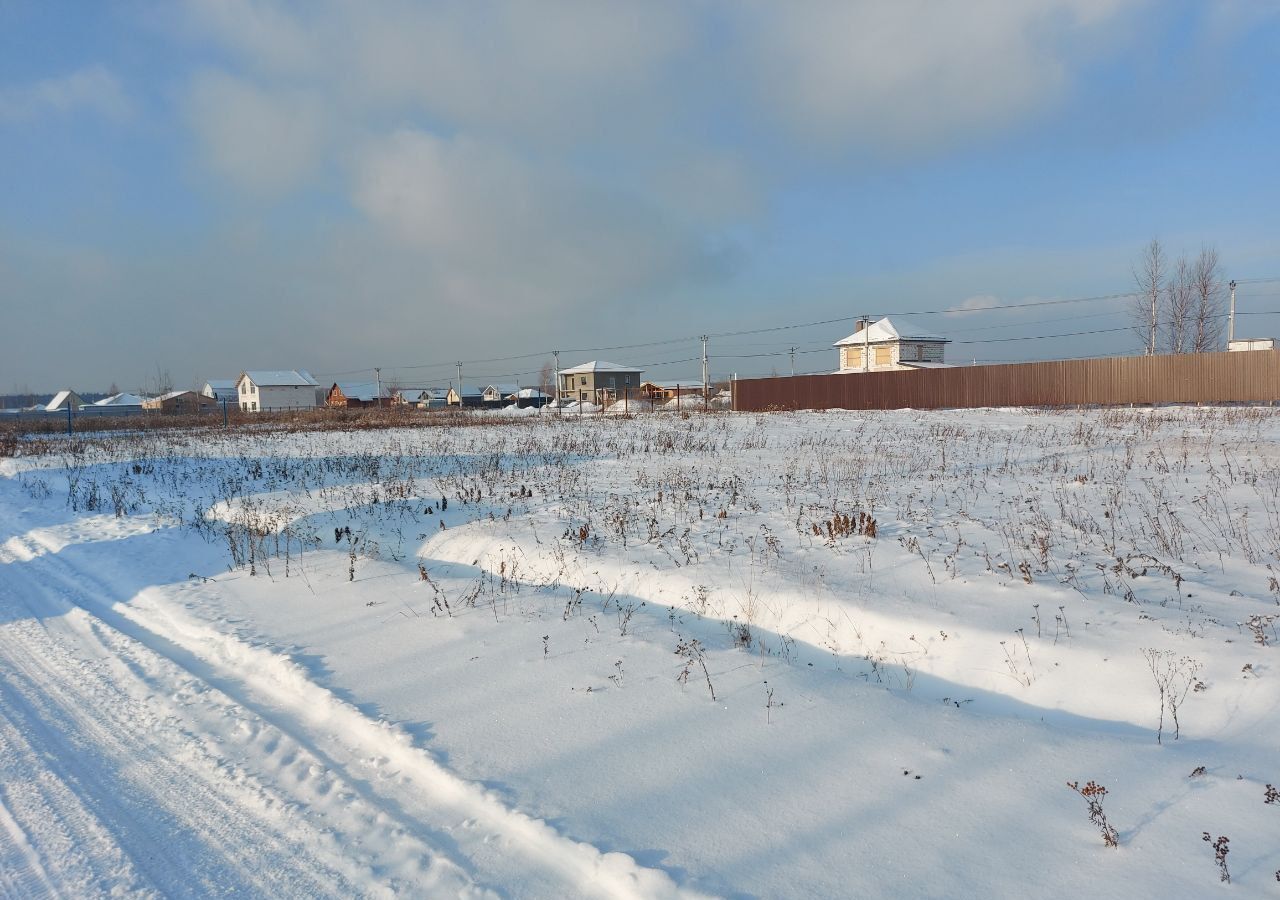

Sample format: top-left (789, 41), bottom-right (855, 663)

top-left (325, 381), bottom-right (390, 408)
top-left (45, 390), bottom-right (86, 412)
top-left (94, 392), bottom-right (145, 408)
top-left (235, 370), bottom-right (322, 412)
top-left (507, 387), bottom-right (551, 408)
top-left (446, 385), bottom-right (484, 407)
top-left (834, 317), bottom-right (952, 373)
top-left (482, 383), bottom-right (520, 406)
top-left (202, 380), bottom-right (238, 404)
top-left (408, 388), bottom-right (448, 409)
top-left (557, 360), bottom-right (643, 406)
top-left (143, 390), bottom-right (220, 414)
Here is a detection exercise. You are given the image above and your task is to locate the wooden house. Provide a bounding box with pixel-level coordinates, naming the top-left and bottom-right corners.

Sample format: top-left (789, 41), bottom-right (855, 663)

top-left (326, 382), bottom-right (389, 408)
top-left (834, 317), bottom-right (951, 373)
top-left (638, 381), bottom-right (706, 401)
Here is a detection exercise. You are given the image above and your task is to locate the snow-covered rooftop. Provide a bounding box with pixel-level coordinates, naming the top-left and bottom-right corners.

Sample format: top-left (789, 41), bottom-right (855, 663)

top-left (333, 382), bottom-right (388, 402)
top-left (44, 390), bottom-right (83, 411)
top-left (834, 316), bottom-right (949, 346)
top-left (483, 383), bottom-right (521, 396)
top-left (240, 370), bottom-right (319, 387)
top-left (559, 360), bottom-right (644, 375)
top-left (94, 392), bottom-right (145, 407)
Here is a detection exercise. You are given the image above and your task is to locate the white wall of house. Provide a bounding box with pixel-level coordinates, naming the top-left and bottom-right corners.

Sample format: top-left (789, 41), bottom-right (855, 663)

top-left (239, 379), bottom-right (322, 411)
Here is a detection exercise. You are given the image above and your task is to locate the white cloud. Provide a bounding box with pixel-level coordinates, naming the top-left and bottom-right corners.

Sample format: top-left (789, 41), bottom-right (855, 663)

top-left (0, 65), bottom-right (131, 123)
top-left (351, 129), bottom-right (729, 314)
top-left (728, 0), bottom-right (1140, 151)
top-left (185, 70), bottom-right (326, 196)
top-left (945, 295), bottom-right (1001, 317)
top-left (183, 0), bottom-right (690, 140)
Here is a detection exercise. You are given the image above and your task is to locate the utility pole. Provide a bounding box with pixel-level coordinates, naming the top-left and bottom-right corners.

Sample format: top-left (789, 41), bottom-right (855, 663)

top-left (700, 334), bottom-right (709, 406)
top-left (553, 349), bottom-right (560, 414)
top-left (863, 315), bottom-right (870, 373)
top-left (1228, 279), bottom-right (1237, 345)
top-left (375, 367), bottom-right (382, 408)
top-left (456, 361), bottom-right (463, 406)
top-left (789, 347), bottom-right (796, 377)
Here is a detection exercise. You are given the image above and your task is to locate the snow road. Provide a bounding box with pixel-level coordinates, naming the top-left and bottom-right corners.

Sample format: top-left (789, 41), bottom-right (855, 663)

top-left (0, 521), bottom-right (699, 899)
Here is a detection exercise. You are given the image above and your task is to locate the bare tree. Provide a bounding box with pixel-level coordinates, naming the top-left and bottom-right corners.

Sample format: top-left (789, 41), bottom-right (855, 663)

top-left (384, 377), bottom-right (404, 404)
top-left (1163, 256), bottom-right (1193, 354)
top-left (1131, 239), bottom-right (1164, 355)
top-left (539, 359), bottom-right (555, 396)
top-left (1190, 246), bottom-right (1225, 353)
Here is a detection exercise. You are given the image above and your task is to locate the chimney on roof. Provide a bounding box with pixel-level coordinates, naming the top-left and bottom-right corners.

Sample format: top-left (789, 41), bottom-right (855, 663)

top-left (855, 318), bottom-right (868, 333)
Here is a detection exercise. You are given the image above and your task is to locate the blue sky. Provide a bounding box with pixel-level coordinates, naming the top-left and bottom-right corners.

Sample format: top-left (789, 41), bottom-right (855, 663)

top-left (2, 0), bottom-right (1279, 393)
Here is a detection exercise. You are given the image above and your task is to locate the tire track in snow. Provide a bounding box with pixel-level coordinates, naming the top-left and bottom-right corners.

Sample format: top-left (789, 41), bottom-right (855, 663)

top-left (0, 527), bottom-right (709, 899)
top-left (0, 558), bottom-right (488, 898)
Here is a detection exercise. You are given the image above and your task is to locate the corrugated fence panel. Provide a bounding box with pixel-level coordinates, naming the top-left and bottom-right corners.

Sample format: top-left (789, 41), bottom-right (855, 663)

top-left (732, 352), bottom-right (1280, 412)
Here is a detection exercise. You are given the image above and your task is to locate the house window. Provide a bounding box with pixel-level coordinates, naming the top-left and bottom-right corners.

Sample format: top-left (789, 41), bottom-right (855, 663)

top-left (874, 346), bottom-right (892, 366)
top-left (579, 376), bottom-right (586, 386)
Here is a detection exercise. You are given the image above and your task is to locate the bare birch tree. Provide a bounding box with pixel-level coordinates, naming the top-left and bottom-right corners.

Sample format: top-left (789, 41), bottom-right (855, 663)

top-left (539, 359), bottom-right (555, 397)
top-left (1163, 256), bottom-right (1193, 354)
top-left (1131, 239), bottom-right (1164, 355)
top-left (1190, 246), bottom-right (1225, 353)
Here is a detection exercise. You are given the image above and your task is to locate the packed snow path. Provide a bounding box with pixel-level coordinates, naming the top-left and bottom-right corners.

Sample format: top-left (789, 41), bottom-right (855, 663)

top-left (0, 521), bottom-right (698, 899)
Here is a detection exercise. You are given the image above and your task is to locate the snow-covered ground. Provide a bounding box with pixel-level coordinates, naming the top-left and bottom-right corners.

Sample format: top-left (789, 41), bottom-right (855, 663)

top-left (2, 407), bottom-right (1278, 897)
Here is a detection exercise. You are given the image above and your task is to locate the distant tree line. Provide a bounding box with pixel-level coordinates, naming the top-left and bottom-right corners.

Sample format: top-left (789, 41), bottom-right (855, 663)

top-left (1131, 239), bottom-right (1226, 355)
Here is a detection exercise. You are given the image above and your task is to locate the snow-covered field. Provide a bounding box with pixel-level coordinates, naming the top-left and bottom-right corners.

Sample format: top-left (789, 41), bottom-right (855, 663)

top-left (2, 407), bottom-right (1278, 897)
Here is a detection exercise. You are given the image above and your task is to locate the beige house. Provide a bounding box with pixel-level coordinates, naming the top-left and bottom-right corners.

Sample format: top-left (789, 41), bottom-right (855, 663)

top-left (834, 317), bottom-right (951, 373)
top-left (557, 360), bottom-right (644, 405)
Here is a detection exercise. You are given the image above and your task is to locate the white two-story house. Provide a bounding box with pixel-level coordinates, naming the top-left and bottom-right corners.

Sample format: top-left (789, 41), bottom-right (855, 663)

top-left (235, 370), bottom-right (323, 412)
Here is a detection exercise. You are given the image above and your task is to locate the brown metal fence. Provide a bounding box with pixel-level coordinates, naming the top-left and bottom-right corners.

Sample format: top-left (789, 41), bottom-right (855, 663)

top-left (731, 351), bottom-right (1280, 412)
